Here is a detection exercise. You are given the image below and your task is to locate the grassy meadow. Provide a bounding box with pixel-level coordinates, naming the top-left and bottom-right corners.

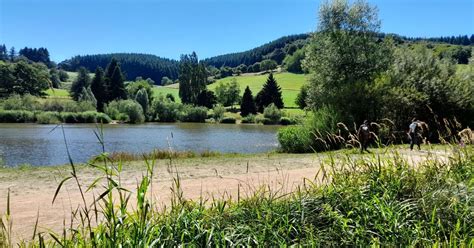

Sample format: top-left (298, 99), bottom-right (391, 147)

top-left (153, 72), bottom-right (307, 108)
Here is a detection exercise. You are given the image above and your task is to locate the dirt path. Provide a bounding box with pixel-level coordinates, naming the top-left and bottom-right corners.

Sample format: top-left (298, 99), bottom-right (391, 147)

top-left (0, 148), bottom-right (452, 242)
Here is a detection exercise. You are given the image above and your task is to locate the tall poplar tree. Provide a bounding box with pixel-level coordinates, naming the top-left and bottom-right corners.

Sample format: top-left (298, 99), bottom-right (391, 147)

top-left (91, 66), bottom-right (107, 112)
top-left (178, 52), bottom-right (207, 104)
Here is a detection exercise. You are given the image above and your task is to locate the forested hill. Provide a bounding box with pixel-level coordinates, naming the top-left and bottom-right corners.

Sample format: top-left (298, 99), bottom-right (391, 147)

top-left (203, 34), bottom-right (310, 68)
top-left (59, 53), bottom-right (179, 83)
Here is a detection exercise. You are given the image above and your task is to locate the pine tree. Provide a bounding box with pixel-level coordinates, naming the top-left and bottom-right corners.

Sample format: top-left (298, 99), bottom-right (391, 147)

top-left (240, 86), bottom-right (256, 116)
top-left (79, 87), bottom-right (97, 107)
top-left (108, 66), bottom-right (127, 101)
top-left (9, 47), bottom-right (16, 62)
top-left (70, 67), bottom-right (91, 101)
top-left (295, 84), bottom-right (308, 109)
top-left (0, 45), bottom-right (7, 61)
top-left (255, 73), bottom-right (284, 112)
top-left (91, 67), bottom-right (107, 112)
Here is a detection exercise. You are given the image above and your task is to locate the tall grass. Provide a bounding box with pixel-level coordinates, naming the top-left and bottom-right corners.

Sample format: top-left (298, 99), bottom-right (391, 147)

top-left (1, 130), bottom-right (473, 246)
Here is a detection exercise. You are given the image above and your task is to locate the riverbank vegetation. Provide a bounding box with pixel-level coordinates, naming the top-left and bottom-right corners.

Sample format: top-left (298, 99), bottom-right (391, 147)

top-left (1, 141), bottom-right (472, 246)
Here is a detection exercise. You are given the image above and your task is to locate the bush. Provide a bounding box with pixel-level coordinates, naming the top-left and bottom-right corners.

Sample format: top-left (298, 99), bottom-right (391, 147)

top-left (0, 110), bottom-right (35, 123)
top-left (0, 94), bottom-right (41, 111)
top-left (213, 104), bottom-right (225, 122)
top-left (277, 125), bottom-right (314, 153)
top-left (106, 100), bottom-right (145, 124)
top-left (220, 117), bottom-right (236, 124)
top-left (241, 114), bottom-right (256, 124)
top-left (263, 103), bottom-right (282, 124)
top-left (151, 96), bottom-right (181, 122)
top-left (179, 105), bottom-right (208, 123)
top-left (35, 112), bottom-right (61, 124)
top-left (279, 117), bottom-right (297, 125)
top-left (60, 111), bottom-right (112, 123)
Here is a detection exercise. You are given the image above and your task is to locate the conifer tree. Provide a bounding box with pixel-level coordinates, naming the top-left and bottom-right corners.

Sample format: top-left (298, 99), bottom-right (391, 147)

top-left (108, 66), bottom-right (127, 100)
top-left (91, 66), bottom-right (107, 112)
top-left (70, 67), bottom-right (91, 101)
top-left (240, 86), bottom-right (257, 116)
top-left (255, 73), bottom-right (284, 112)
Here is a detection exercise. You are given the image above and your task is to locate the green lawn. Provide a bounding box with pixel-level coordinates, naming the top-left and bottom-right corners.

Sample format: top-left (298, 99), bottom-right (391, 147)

top-left (153, 72), bottom-right (308, 108)
top-left (152, 86), bottom-right (181, 103)
top-left (45, 88), bottom-right (70, 98)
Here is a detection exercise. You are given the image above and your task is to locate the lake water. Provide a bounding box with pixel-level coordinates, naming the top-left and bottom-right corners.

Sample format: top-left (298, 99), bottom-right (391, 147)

top-left (0, 123), bottom-right (281, 167)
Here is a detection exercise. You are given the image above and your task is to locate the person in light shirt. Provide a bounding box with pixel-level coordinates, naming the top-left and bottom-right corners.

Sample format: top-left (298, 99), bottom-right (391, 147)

top-left (408, 118), bottom-right (421, 151)
top-left (358, 120), bottom-right (371, 153)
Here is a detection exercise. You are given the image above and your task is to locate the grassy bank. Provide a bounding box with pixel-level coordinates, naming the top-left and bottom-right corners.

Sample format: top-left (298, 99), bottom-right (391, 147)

top-left (1, 145), bottom-right (472, 246)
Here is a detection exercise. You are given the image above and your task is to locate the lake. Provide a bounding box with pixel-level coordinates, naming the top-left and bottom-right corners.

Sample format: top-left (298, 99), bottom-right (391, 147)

top-left (0, 123), bottom-right (281, 167)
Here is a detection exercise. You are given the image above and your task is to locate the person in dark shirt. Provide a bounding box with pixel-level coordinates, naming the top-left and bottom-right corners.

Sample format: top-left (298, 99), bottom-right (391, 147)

top-left (358, 120), bottom-right (371, 153)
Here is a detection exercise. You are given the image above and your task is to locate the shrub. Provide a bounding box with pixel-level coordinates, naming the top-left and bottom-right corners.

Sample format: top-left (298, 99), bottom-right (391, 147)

top-left (0, 110), bottom-right (35, 123)
top-left (277, 125), bottom-right (314, 153)
top-left (213, 104), bottom-right (226, 122)
top-left (60, 112), bottom-right (77, 123)
top-left (241, 114), bottom-right (256, 124)
top-left (35, 112), bottom-right (61, 124)
top-left (263, 103), bottom-right (282, 124)
top-left (179, 105), bottom-right (208, 123)
top-left (279, 117), bottom-right (297, 125)
top-left (220, 117), bottom-right (236, 124)
top-left (0, 94), bottom-right (41, 111)
top-left (106, 100), bottom-right (145, 124)
top-left (151, 96), bottom-right (181, 122)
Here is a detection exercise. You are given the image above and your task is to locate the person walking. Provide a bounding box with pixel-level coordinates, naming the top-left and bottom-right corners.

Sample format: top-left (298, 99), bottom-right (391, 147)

top-left (408, 118), bottom-right (421, 150)
top-left (358, 120), bottom-right (371, 153)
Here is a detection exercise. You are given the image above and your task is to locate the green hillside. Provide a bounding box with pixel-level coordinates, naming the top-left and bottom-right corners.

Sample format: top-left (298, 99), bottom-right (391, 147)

top-left (153, 72), bottom-right (307, 108)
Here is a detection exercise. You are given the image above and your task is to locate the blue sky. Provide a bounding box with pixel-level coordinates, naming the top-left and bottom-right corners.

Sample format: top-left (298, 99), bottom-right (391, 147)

top-left (1, 0), bottom-right (473, 62)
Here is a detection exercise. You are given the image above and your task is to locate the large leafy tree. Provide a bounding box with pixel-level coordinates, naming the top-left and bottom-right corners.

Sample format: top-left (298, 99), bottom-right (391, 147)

top-left (196, 89), bottom-right (217, 109)
top-left (255, 73), bottom-right (284, 112)
top-left (240, 86), bottom-right (257, 116)
top-left (70, 67), bottom-right (91, 101)
top-left (215, 78), bottom-right (241, 107)
top-left (178, 52), bottom-right (207, 104)
top-left (304, 0), bottom-right (392, 124)
top-left (0, 61), bottom-right (49, 96)
top-left (91, 67), bottom-right (107, 112)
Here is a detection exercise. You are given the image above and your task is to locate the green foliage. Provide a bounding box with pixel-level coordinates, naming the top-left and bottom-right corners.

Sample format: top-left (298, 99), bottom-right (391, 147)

top-left (179, 105), bottom-right (208, 123)
top-left (0, 60), bottom-right (50, 97)
top-left (196, 89), bottom-right (217, 108)
top-left (304, 0), bottom-right (392, 124)
top-left (49, 68), bottom-right (61, 88)
top-left (260, 59), bottom-right (278, 71)
top-left (212, 104), bottom-right (225, 123)
top-left (215, 78), bottom-right (241, 107)
top-left (150, 95), bottom-right (181, 122)
top-left (263, 103), bottom-right (282, 124)
top-left (220, 117), bottom-right (236, 124)
top-left (0, 110), bottom-right (35, 123)
top-left (91, 67), bottom-right (107, 112)
top-left (135, 88), bottom-right (149, 118)
top-left (240, 86), bottom-right (256, 117)
top-left (108, 62), bottom-right (127, 101)
top-left (203, 34), bottom-right (309, 68)
top-left (161, 76), bottom-right (174, 86)
top-left (241, 114), bottom-right (256, 124)
top-left (78, 87), bottom-right (97, 108)
top-left (295, 84), bottom-right (308, 109)
top-left (256, 73), bottom-right (284, 112)
top-left (279, 117), bottom-right (297, 125)
top-left (35, 111), bottom-right (61, 124)
top-left (283, 48), bottom-right (305, 73)
top-left (70, 67), bottom-right (91, 101)
top-left (59, 53), bottom-right (179, 83)
top-left (179, 52), bottom-right (207, 104)
top-left (0, 94), bottom-right (40, 110)
top-left (58, 69), bottom-right (69, 82)
top-left (277, 125), bottom-right (313, 152)
top-left (60, 111), bottom-right (111, 123)
top-left (105, 100), bottom-right (145, 123)
top-left (126, 80), bottom-right (153, 103)
top-left (376, 46), bottom-right (474, 134)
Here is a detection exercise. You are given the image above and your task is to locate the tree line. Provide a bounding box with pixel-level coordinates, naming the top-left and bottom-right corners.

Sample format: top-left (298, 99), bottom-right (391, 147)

top-left (59, 53), bottom-right (180, 84)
